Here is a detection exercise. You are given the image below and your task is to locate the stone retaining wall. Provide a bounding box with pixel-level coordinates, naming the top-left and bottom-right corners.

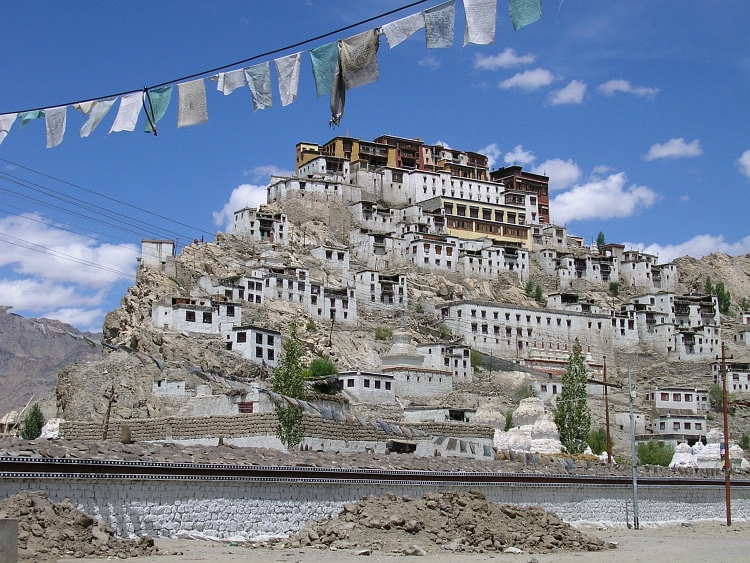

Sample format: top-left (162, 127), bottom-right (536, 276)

top-left (1, 477), bottom-right (749, 541)
top-left (59, 414), bottom-right (494, 442)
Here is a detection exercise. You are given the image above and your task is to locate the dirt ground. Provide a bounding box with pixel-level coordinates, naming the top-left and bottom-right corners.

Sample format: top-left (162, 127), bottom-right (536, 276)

top-left (52, 521), bottom-right (750, 563)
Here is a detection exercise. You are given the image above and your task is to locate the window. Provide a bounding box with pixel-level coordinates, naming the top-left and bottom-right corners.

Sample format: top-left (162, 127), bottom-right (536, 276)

top-left (385, 381), bottom-right (392, 390)
top-left (660, 422), bottom-right (666, 430)
top-left (684, 394), bottom-right (693, 402)
top-left (236, 332), bottom-right (247, 343)
top-left (456, 205), bottom-right (466, 216)
top-left (673, 422), bottom-right (680, 431)
top-left (267, 349), bottom-right (275, 360)
top-left (226, 305), bottom-right (235, 317)
top-left (695, 423), bottom-right (702, 430)
top-left (684, 422), bottom-right (691, 430)
top-left (202, 312), bottom-right (213, 324)
top-left (673, 393), bottom-right (681, 402)
top-left (267, 335), bottom-right (275, 345)
top-left (185, 311), bottom-right (196, 322)
top-left (661, 393), bottom-right (669, 401)
top-left (347, 379), bottom-right (354, 387)
top-left (363, 379), bottom-right (370, 388)
top-left (255, 347), bottom-right (263, 358)
top-left (470, 207), bottom-right (479, 218)
top-left (375, 380), bottom-right (381, 389)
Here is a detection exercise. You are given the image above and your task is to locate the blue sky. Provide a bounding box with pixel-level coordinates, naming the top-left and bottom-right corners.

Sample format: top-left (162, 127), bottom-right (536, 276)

top-left (1, 1), bottom-right (749, 331)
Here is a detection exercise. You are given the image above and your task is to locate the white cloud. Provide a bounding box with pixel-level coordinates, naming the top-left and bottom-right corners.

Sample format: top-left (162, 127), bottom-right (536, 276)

top-left (0, 278), bottom-right (106, 312)
top-left (477, 143), bottom-right (502, 169)
top-left (680, 195), bottom-right (690, 202)
top-left (623, 234), bottom-right (750, 264)
top-left (550, 172), bottom-right (658, 224)
top-left (473, 48), bottom-right (536, 71)
top-left (499, 68), bottom-right (555, 91)
top-left (590, 165), bottom-right (612, 177)
top-left (42, 307), bottom-right (106, 332)
top-left (212, 184), bottom-right (268, 231)
top-left (531, 159), bottom-right (582, 190)
top-left (547, 80), bottom-right (587, 105)
top-left (433, 140), bottom-right (452, 149)
top-left (643, 138), bottom-right (703, 161)
top-left (504, 145), bottom-right (536, 166)
top-left (736, 150), bottom-right (750, 180)
top-left (597, 79), bottom-right (659, 99)
top-left (243, 165), bottom-right (293, 181)
top-left (418, 56), bottom-right (441, 70)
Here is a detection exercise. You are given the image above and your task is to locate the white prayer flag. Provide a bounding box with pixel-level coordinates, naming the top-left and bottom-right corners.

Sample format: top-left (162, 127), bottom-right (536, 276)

top-left (463, 0), bottom-right (496, 46)
top-left (274, 52), bottom-right (302, 107)
top-left (73, 101), bottom-right (96, 115)
top-left (244, 62), bottom-right (273, 110)
top-left (109, 92), bottom-right (142, 133)
top-left (177, 79), bottom-right (208, 128)
top-left (211, 69), bottom-right (246, 96)
top-left (0, 113), bottom-right (17, 146)
top-left (45, 106), bottom-right (67, 148)
top-left (80, 99), bottom-right (116, 138)
top-left (425, 0), bottom-right (456, 48)
top-left (381, 12), bottom-right (425, 48)
top-left (341, 29), bottom-right (380, 90)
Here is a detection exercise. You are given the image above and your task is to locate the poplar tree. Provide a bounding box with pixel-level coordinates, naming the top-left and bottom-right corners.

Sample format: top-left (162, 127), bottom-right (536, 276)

top-left (271, 323), bottom-right (306, 450)
top-left (20, 403), bottom-right (45, 440)
top-left (554, 338), bottom-right (591, 454)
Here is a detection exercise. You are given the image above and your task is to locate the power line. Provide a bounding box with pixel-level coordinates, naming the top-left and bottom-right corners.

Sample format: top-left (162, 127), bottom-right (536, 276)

top-left (0, 157), bottom-right (213, 237)
top-left (3, 0), bottom-right (432, 114)
top-left (0, 233), bottom-right (135, 279)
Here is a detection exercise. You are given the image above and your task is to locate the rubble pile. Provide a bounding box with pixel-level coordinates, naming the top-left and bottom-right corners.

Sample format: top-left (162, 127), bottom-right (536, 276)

top-left (0, 491), bottom-right (157, 560)
top-left (289, 491), bottom-right (606, 554)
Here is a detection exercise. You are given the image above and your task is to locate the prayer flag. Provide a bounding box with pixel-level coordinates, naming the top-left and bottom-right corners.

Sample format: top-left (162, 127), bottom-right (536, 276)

top-left (509, 0), bottom-right (541, 31)
top-left (0, 113), bottom-right (17, 145)
top-left (340, 29), bottom-right (380, 90)
top-left (109, 92), bottom-right (142, 133)
top-left (45, 106), bottom-right (67, 148)
top-left (310, 41), bottom-right (339, 97)
top-left (79, 99), bottom-right (116, 138)
top-left (463, 0), bottom-right (497, 46)
top-left (211, 69), bottom-right (246, 96)
top-left (19, 110), bottom-right (44, 130)
top-left (274, 52), bottom-right (302, 107)
top-left (381, 12), bottom-right (425, 49)
top-left (73, 101), bottom-right (96, 115)
top-left (425, 0), bottom-right (456, 48)
top-left (144, 86), bottom-right (173, 133)
top-left (244, 62), bottom-right (273, 110)
top-left (177, 79), bottom-right (208, 128)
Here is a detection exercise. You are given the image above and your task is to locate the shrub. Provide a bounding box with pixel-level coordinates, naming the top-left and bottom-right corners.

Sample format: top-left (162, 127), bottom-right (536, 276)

top-left (534, 284), bottom-right (544, 303)
top-left (308, 358), bottom-right (338, 379)
top-left (503, 410), bottom-right (513, 432)
top-left (524, 280), bottom-right (535, 298)
top-left (374, 326), bottom-right (393, 341)
top-left (20, 404), bottom-right (45, 440)
top-left (470, 349), bottom-right (483, 369)
top-left (636, 440), bottom-right (675, 466)
top-left (739, 433), bottom-right (750, 451)
top-left (513, 384), bottom-right (536, 402)
top-left (587, 427), bottom-right (608, 455)
top-left (609, 281), bottom-right (620, 296)
top-left (438, 323), bottom-right (451, 340)
top-left (306, 321), bottom-right (317, 332)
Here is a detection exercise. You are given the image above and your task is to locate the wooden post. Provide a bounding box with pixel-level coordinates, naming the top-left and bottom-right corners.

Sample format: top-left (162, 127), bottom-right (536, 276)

top-left (603, 356), bottom-right (612, 464)
top-left (722, 342), bottom-right (732, 526)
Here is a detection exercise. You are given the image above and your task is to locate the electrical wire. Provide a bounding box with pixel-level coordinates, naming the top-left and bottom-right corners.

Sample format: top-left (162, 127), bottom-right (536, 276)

top-left (3, 0), bottom-right (433, 114)
top-left (0, 157), bottom-right (213, 237)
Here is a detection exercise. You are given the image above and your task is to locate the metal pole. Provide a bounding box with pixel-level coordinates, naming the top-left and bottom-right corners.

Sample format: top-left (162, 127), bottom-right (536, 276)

top-left (722, 342), bottom-right (732, 526)
top-left (603, 356), bottom-right (612, 464)
top-left (627, 366), bottom-right (639, 529)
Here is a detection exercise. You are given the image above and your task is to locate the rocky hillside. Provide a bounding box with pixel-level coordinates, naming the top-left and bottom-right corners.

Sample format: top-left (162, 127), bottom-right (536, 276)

top-left (0, 307), bottom-right (101, 418)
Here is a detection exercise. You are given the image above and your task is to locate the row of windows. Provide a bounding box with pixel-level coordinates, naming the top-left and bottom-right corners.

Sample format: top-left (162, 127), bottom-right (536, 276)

top-left (343, 378), bottom-right (392, 390)
top-left (236, 332), bottom-right (275, 346)
top-left (658, 421), bottom-right (703, 431)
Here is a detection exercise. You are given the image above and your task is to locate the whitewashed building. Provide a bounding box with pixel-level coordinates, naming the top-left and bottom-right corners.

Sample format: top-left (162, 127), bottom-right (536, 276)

top-left (151, 297), bottom-right (240, 334)
top-left (415, 343), bottom-right (473, 383)
top-left (226, 325), bottom-right (282, 368)
top-left (232, 206), bottom-right (288, 244)
top-left (380, 328), bottom-right (453, 397)
top-left (140, 239), bottom-right (175, 271)
top-left (355, 270), bottom-right (407, 309)
top-left (338, 370), bottom-right (395, 404)
top-left (311, 244), bottom-right (350, 271)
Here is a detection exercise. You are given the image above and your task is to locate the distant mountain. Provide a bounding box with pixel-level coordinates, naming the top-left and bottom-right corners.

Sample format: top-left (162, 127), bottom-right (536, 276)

top-left (0, 307), bottom-right (102, 418)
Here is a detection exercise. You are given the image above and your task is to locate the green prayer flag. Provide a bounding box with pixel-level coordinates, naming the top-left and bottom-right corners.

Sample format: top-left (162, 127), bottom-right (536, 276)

top-left (19, 110), bottom-right (44, 129)
top-left (509, 0), bottom-right (541, 31)
top-left (144, 86), bottom-right (173, 133)
top-left (310, 41), bottom-right (339, 97)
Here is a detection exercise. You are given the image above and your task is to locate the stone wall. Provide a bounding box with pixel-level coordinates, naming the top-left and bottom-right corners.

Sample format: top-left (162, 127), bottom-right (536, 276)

top-left (59, 414), bottom-right (494, 443)
top-left (1, 478), bottom-right (748, 541)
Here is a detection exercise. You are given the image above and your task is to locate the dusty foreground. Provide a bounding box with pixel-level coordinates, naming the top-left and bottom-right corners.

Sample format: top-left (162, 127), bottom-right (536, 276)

top-left (54, 521), bottom-right (750, 563)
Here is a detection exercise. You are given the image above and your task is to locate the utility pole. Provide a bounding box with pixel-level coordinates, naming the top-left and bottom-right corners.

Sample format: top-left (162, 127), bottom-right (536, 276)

top-left (102, 385), bottom-right (117, 440)
top-left (627, 366), bottom-right (639, 529)
top-left (603, 356), bottom-right (612, 464)
top-left (722, 342), bottom-right (732, 526)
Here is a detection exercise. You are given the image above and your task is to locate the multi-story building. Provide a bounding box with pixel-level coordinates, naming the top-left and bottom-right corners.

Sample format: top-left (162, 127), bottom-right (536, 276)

top-left (151, 297), bottom-right (240, 334)
top-left (355, 270), bottom-right (407, 309)
top-left (415, 343), bottom-right (473, 383)
top-left (490, 165), bottom-right (549, 224)
top-left (644, 387), bottom-right (709, 445)
top-left (711, 359), bottom-right (750, 392)
top-left (232, 206), bottom-right (288, 244)
top-left (338, 369), bottom-right (395, 404)
top-left (226, 325), bottom-right (282, 368)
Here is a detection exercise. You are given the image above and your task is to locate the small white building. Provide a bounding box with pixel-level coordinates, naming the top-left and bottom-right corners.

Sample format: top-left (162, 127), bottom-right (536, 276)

top-left (416, 343), bottom-right (473, 383)
top-left (311, 245), bottom-right (350, 271)
top-left (152, 297), bottom-right (240, 334)
top-left (227, 325), bottom-right (282, 368)
top-left (646, 387), bottom-right (710, 414)
top-left (712, 359), bottom-right (750, 392)
top-left (380, 329), bottom-right (453, 397)
top-left (338, 370), bottom-right (395, 404)
top-left (140, 239), bottom-right (175, 270)
top-left (232, 206), bottom-right (288, 244)
top-left (355, 270), bottom-right (407, 309)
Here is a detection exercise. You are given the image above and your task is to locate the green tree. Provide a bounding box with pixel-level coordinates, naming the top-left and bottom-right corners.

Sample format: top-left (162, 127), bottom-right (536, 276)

top-left (503, 409), bottom-right (514, 432)
top-left (306, 358), bottom-right (338, 379)
top-left (534, 284), bottom-right (544, 303)
top-left (741, 297), bottom-right (749, 311)
top-left (271, 323), bottom-right (306, 450)
top-left (715, 282), bottom-right (731, 314)
top-left (20, 403), bottom-right (45, 440)
top-left (470, 349), bottom-right (484, 369)
top-left (705, 276), bottom-right (714, 296)
top-left (739, 433), bottom-right (750, 451)
top-left (513, 384), bottom-right (536, 402)
top-left (524, 279), bottom-right (535, 298)
top-left (554, 338), bottom-right (592, 454)
top-left (587, 427), bottom-right (608, 455)
top-left (637, 440), bottom-right (675, 466)
top-left (609, 281), bottom-right (620, 297)
top-left (374, 326), bottom-right (393, 341)
top-left (596, 232), bottom-right (606, 254)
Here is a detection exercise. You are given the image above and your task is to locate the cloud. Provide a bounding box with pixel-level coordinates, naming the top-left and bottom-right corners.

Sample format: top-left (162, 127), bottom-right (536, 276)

top-left (643, 138), bottom-right (703, 161)
top-left (547, 80), bottom-right (587, 105)
top-left (597, 79), bottom-right (659, 99)
top-left (499, 68), bottom-right (555, 91)
top-left (477, 143), bottom-right (502, 169)
top-left (212, 184), bottom-right (268, 231)
top-left (736, 150), bottom-right (750, 180)
top-left (623, 234), bottom-right (750, 264)
top-left (531, 159), bottom-right (582, 190)
top-left (550, 172), bottom-right (657, 224)
top-left (504, 145), bottom-right (535, 166)
top-left (0, 278), bottom-right (106, 312)
top-left (418, 56), bottom-right (441, 70)
top-left (243, 165), bottom-right (293, 181)
top-left (590, 165), bottom-right (612, 177)
top-left (473, 48), bottom-right (536, 71)
top-left (41, 307), bottom-right (106, 333)
top-left (433, 140), bottom-right (452, 149)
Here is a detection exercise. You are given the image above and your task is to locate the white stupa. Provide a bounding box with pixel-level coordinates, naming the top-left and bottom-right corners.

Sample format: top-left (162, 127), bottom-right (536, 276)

top-left (494, 397), bottom-right (564, 455)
